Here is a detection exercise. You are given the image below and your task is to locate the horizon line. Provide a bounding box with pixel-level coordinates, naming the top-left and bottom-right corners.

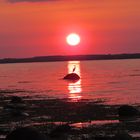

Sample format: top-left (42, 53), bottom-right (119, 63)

top-left (1, 53), bottom-right (140, 60)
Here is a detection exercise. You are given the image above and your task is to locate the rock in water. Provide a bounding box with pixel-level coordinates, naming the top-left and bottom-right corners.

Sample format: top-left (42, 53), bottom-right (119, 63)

top-left (63, 73), bottom-right (80, 81)
top-left (6, 127), bottom-right (47, 140)
top-left (118, 105), bottom-right (139, 117)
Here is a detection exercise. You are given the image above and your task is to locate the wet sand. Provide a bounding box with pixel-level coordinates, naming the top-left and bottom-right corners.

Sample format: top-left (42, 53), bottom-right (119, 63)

top-left (0, 89), bottom-right (140, 140)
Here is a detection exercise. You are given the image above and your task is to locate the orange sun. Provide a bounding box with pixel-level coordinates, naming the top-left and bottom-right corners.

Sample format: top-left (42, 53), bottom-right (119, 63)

top-left (66, 33), bottom-right (80, 46)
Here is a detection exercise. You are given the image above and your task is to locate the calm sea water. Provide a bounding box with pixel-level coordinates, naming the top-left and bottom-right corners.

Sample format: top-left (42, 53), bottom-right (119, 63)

top-left (0, 59), bottom-right (140, 105)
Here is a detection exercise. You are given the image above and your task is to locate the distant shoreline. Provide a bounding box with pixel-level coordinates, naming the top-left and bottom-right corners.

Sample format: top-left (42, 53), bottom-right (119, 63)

top-left (0, 53), bottom-right (140, 64)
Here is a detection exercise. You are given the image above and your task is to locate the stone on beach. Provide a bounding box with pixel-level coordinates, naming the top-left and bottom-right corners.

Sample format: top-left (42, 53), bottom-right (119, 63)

top-left (4, 96), bottom-right (26, 110)
top-left (10, 96), bottom-right (24, 104)
top-left (114, 131), bottom-right (133, 140)
top-left (118, 105), bottom-right (139, 117)
top-left (49, 124), bottom-right (72, 138)
top-left (3, 96), bottom-right (29, 117)
top-left (6, 127), bottom-right (47, 140)
top-left (11, 110), bottom-right (29, 117)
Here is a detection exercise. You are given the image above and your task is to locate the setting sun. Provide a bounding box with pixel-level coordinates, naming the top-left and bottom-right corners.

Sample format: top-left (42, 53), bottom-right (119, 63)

top-left (66, 33), bottom-right (80, 46)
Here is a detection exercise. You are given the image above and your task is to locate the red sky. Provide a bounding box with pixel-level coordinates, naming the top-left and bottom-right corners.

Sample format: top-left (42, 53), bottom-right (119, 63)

top-left (0, 0), bottom-right (140, 58)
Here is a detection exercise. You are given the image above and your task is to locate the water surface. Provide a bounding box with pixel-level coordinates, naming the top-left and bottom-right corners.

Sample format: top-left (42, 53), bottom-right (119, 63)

top-left (0, 59), bottom-right (140, 105)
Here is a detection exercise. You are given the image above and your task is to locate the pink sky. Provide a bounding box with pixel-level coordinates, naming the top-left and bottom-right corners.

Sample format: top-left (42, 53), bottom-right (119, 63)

top-left (0, 0), bottom-right (140, 58)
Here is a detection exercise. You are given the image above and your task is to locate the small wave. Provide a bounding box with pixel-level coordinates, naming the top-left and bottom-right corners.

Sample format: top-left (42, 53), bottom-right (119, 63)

top-left (108, 81), bottom-right (121, 84)
top-left (18, 81), bottom-right (33, 83)
top-left (129, 74), bottom-right (140, 77)
top-left (133, 69), bottom-right (140, 72)
top-left (0, 76), bottom-right (7, 77)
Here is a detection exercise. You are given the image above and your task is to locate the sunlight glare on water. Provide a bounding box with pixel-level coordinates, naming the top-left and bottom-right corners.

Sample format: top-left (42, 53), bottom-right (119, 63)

top-left (67, 61), bottom-right (82, 101)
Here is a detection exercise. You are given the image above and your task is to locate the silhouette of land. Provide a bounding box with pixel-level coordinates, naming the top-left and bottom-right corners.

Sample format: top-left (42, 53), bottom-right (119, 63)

top-left (0, 53), bottom-right (140, 64)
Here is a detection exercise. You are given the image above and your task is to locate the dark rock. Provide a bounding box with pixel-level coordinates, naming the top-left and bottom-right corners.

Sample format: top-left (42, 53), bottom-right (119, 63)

top-left (114, 132), bottom-right (133, 140)
top-left (118, 105), bottom-right (139, 117)
top-left (93, 136), bottom-right (114, 140)
top-left (11, 110), bottom-right (29, 117)
top-left (49, 124), bottom-right (71, 138)
top-left (4, 96), bottom-right (26, 111)
top-left (10, 96), bottom-right (24, 104)
top-left (63, 73), bottom-right (80, 81)
top-left (4, 103), bottom-right (26, 110)
top-left (3, 96), bottom-right (28, 117)
top-left (6, 127), bottom-right (47, 140)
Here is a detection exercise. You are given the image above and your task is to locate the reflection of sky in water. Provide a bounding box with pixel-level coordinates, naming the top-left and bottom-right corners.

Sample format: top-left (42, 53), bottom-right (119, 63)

top-left (67, 61), bottom-right (82, 101)
top-left (0, 59), bottom-right (140, 104)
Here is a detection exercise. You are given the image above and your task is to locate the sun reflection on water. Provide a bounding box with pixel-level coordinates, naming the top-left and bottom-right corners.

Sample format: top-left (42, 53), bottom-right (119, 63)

top-left (67, 61), bottom-right (82, 101)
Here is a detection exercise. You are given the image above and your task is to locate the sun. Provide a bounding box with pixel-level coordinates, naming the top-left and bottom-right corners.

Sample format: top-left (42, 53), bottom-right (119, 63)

top-left (66, 33), bottom-right (80, 46)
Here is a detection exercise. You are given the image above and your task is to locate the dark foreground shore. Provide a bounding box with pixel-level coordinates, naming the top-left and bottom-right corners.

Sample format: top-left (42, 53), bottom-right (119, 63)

top-left (0, 89), bottom-right (140, 140)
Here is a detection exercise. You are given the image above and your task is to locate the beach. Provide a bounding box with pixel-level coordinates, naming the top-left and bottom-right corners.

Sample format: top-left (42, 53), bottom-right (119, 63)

top-left (0, 89), bottom-right (140, 140)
